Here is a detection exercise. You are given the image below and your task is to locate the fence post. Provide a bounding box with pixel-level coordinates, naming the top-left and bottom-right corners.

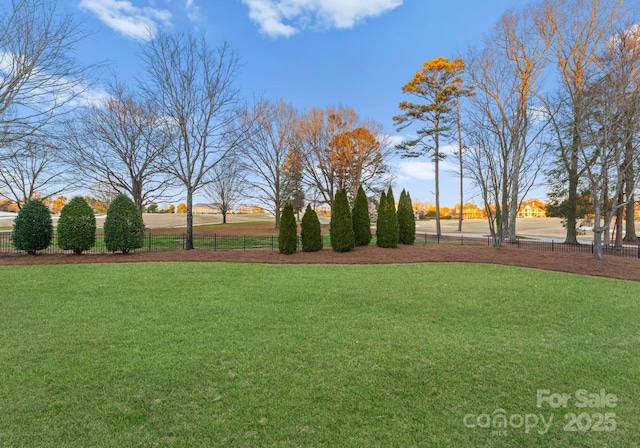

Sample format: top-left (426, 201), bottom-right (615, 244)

top-left (551, 240), bottom-right (554, 252)
top-left (517, 238), bottom-right (520, 249)
top-left (148, 232), bottom-right (151, 251)
top-left (461, 235), bottom-right (464, 246)
top-left (437, 233), bottom-right (440, 244)
top-left (637, 245), bottom-right (640, 259)
top-left (243, 235), bottom-right (246, 250)
top-left (182, 233), bottom-right (185, 250)
top-left (214, 234), bottom-right (217, 251)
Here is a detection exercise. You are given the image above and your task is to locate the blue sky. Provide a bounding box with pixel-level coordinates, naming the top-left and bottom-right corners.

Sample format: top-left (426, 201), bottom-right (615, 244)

top-left (69, 0), bottom-right (537, 207)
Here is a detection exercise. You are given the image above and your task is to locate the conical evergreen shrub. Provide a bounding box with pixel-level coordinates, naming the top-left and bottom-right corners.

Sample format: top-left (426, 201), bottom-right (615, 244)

top-left (104, 193), bottom-right (145, 254)
top-left (57, 196), bottom-right (96, 254)
top-left (376, 190), bottom-right (387, 247)
top-left (278, 202), bottom-right (297, 254)
top-left (377, 187), bottom-right (399, 248)
top-left (301, 204), bottom-right (322, 252)
top-left (330, 189), bottom-right (355, 252)
top-left (398, 189), bottom-right (416, 244)
top-left (352, 185), bottom-right (372, 246)
top-left (13, 200), bottom-right (53, 254)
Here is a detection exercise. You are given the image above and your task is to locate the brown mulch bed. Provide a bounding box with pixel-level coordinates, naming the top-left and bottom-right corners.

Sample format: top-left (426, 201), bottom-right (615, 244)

top-left (1, 244), bottom-right (638, 282)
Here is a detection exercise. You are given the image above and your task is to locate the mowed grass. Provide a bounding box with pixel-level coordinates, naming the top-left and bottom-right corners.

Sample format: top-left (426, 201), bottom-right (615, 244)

top-left (0, 263), bottom-right (638, 447)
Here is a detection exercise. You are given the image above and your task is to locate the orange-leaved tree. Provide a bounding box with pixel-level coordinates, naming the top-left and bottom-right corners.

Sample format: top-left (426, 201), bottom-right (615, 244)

top-left (393, 57), bottom-right (471, 237)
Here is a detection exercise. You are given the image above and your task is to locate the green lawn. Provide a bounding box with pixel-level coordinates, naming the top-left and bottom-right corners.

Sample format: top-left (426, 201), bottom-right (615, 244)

top-left (0, 263), bottom-right (638, 447)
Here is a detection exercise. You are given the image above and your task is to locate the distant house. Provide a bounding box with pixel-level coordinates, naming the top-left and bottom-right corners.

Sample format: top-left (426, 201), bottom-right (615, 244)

top-left (518, 199), bottom-right (547, 218)
top-left (236, 205), bottom-right (266, 214)
top-left (193, 203), bottom-right (217, 214)
top-left (451, 202), bottom-right (485, 219)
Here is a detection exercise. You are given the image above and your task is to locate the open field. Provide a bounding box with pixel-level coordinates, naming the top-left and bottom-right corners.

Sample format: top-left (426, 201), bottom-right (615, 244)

top-left (0, 262), bottom-right (638, 447)
top-left (3, 211), bottom-right (637, 242)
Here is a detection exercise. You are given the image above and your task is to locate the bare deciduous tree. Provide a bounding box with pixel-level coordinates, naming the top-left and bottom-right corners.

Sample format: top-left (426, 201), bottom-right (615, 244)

top-left (0, 137), bottom-right (70, 208)
top-left (202, 152), bottom-right (245, 224)
top-left (139, 33), bottom-right (243, 249)
top-left (236, 99), bottom-right (298, 229)
top-left (543, 0), bottom-right (623, 244)
top-left (464, 5), bottom-right (552, 245)
top-left (0, 0), bottom-right (95, 148)
top-left (65, 83), bottom-right (175, 212)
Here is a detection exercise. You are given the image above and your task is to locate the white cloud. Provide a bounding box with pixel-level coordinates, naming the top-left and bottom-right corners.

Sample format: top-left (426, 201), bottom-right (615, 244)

top-left (398, 158), bottom-right (458, 182)
top-left (382, 133), bottom-right (405, 148)
top-left (79, 0), bottom-right (172, 41)
top-left (185, 0), bottom-right (203, 22)
top-left (241, 0), bottom-right (402, 38)
top-left (398, 160), bottom-right (435, 181)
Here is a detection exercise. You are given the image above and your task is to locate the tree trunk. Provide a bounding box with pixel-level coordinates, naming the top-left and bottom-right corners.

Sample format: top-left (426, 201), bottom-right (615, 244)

top-left (132, 178), bottom-right (143, 213)
top-left (508, 141), bottom-right (522, 244)
top-left (186, 189), bottom-right (194, 250)
top-left (593, 229), bottom-right (604, 260)
top-left (434, 132), bottom-right (441, 237)
top-left (564, 128), bottom-right (580, 244)
top-left (624, 194), bottom-right (636, 241)
top-left (615, 191), bottom-right (623, 249)
top-left (457, 102), bottom-right (463, 232)
top-left (623, 139), bottom-right (636, 242)
top-left (222, 211), bottom-right (227, 224)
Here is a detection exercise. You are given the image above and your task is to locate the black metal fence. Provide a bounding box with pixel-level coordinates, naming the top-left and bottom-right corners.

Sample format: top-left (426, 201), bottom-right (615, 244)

top-left (1, 230), bottom-right (639, 259)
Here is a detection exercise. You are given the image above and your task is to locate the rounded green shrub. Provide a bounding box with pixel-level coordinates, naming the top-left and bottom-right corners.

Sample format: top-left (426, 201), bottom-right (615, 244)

top-left (301, 204), bottom-right (322, 252)
top-left (398, 189), bottom-right (416, 245)
top-left (278, 202), bottom-right (297, 255)
top-left (330, 189), bottom-right (355, 252)
top-left (13, 200), bottom-right (53, 254)
top-left (104, 193), bottom-right (145, 254)
top-left (57, 196), bottom-right (96, 254)
top-left (352, 185), bottom-right (372, 246)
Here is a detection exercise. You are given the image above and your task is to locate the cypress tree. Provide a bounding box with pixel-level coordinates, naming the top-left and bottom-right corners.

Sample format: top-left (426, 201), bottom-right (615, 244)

top-left (330, 189), bottom-right (355, 252)
top-left (385, 186), bottom-right (399, 248)
top-left (104, 194), bottom-right (146, 254)
top-left (301, 204), bottom-right (322, 252)
top-left (376, 190), bottom-right (387, 247)
top-left (57, 196), bottom-right (96, 254)
top-left (278, 202), bottom-right (297, 254)
top-left (398, 189), bottom-right (416, 244)
top-left (352, 185), bottom-right (372, 246)
top-left (12, 200), bottom-right (53, 254)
